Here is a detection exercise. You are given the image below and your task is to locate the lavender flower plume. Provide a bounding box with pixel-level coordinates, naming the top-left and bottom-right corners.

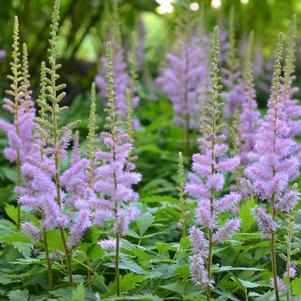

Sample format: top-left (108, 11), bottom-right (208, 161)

top-left (95, 36), bottom-right (139, 122)
top-left (0, 23), bottom-right (35, 165)
top-left (93, 42), bottom-right (142, 238)
top-left (222, 8), bottom-right (244, 118)
top-left (94, 41), bottom-right (142, 297)
top-left (67, 202), bottom-right (90, 247)
top-left (156, 35), bottom-right (209, 130)
top-left (0, 19), bottom-right (35, 229)
top-left (189, 226), bottom-right (208, 257)
top-left (247, 34), bottom-right (297, 301)
top-left (212, 218), bottom-right (241, 244)
top-left (284, 264), bottom-right (297, 279)
top-left (282, 16), bottom-right (301, 139)
top-left (246, 33), bottom-right (299, 209)
top-left (186, 27), bottom-right (241, 295)
top-left (252, 208), bottom-right (277, 240)
top-left (190, 254), bottom-right (210, 289)
top-left (22, 222), bottom-right (42, 242)
top-left (239, 32), bottom-right (260, 165)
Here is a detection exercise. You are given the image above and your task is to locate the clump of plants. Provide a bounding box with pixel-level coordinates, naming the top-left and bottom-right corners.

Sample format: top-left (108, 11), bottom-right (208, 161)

top-left (0, 1), bottom-right (300, 301)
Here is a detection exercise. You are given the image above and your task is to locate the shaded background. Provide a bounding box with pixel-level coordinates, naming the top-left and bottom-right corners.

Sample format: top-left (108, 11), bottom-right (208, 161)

top-left (0, 0), bottom-right (299, 99)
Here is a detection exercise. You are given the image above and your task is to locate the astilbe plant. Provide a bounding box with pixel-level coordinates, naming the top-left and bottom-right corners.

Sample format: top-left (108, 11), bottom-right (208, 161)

top-left (186, 27), bottom-right (241, 300)
top-left (95, 9), bottom-right (139, 124)
top-left (0, 17), bottom-right (35, 229)
top-left (281, 17), bottom-right (301, 159)
top-left (246, 33), bottom-right (300, 301)
top-left (18, 0), bottom-right (85, 288)
top-left (156, 33), bottom-right (209, 149)
top-left (236, 32), bottom-right (260, 198)
top-left (92, 42), bottom-right (141, 296)
top-left (222, 8), bottom-right (244, 120)
top-left (239, 32), bottom-right (260, 165)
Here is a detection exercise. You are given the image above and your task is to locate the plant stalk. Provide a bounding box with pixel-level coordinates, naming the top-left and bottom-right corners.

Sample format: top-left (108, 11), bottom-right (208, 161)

top-left (271, 196), bottom-right (280, 301)
top-left (59, 227), bottom-right (73, 286)
top-left (43, 229), bottom-right (53, 290)
top-left (115, 232), bottom-right (121, 296)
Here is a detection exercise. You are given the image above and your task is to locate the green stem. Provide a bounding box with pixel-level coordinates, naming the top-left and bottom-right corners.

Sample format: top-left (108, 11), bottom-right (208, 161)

top-left (16, 133), bottom-right (21, 229)
top-left (43, 229), bottom-right (53, 290)
top-left (271, 196), bottom-right (280, 301)
top-left (59, 227), bottom-right (73, 286)
top-left (206, 227), bottom-right (213, 301)
top-left (87, 257), bottom-right (92, 289)
top-left (286, 213), bottom-right (292, 301)
top-left (115, 232), bottom-right (121, 296)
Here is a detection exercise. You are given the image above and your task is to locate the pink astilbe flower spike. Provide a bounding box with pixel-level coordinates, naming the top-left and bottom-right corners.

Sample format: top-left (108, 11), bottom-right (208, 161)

top-left (247, 34), bottom-right (299, 301)
top-left (95, 39), bottom-right (139, 123)
top-left (187, 27), bottom-right (241, 296)
top-left (21, 222), bottom-right (42, 242)
top-left (222, 9), bottom-right (244, 119)
top-left (0, 39), bottom-right (35, 166)
top-left (212, 218), bottom-right (241, 244)
top-left (67, 201), bottom-right (91, 247)
top-left (281, 17), bottom-right (301, 160)
top-left (239, 32), bottom-right (260, 165)
top-left (246, 34), bottom-right (299, 216)
top-left (93, 42), bottom-right (142, 244)
top-left (284, 264), bottom-right (297, 279)
top-left (190, 254), bottom-right (211, 288)
top-left (156, 35), bottom-right (209, 130)
top-left (189, 226), bottom-right (208, 258)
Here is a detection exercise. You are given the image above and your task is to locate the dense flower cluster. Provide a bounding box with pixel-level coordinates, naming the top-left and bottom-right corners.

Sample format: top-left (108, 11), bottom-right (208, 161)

top-left (186, 27), bottom-right (241, 297)
top-left (222, 9), bottom-right (244, 119)
top-left (246, 34), bottom-right (299, 212)
top-left (95, 40), bottom-right (139, 123)
top-left (156, 35), bottom-right (209, 130)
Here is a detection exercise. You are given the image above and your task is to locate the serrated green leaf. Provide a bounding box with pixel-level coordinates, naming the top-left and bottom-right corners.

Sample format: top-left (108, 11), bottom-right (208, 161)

top-left (8, 289), bottom-right (29, 301)
top-left (4, 203), bottom-right (18, 223)
top-left (12, 242), bottom-right (32, 258)
top-left (239, 196), bottom-right (256, 232)
top-left (292, 277), bottom-right (301, 295)
top-left (47, 229), bottom-right (65, 252)
top-left (72, 283), bottom-right (85, 301)
top-left (136, 213), bottom-right (154, 236)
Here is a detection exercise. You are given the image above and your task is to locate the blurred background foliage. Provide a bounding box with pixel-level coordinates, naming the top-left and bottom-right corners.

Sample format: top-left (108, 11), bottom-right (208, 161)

top-left (0, 0), bottom-right (300, 98)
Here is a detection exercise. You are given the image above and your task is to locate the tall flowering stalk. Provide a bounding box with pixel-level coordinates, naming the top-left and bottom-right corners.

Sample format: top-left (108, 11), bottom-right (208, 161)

top-left (186, 27), bottom-right (241, 300)
top-left (27, 0), bottom-right (80, 286)
top-left (93, 42), bottom-right (141, 296)
top-left (95, 9), bottom-right (139, 124)
top-left (235, 32), bottom-right (261, 199)
top-left (177, 152), bottom-right (186, 236)
top-left (36, 61), bottom-right (54, 290)
top-left (156, 34), bottom-right (209, 150)
top-left (282, 16), bottom-right (301, 158)
top-left (222, 7), bottom-right (244, 119)
top-left (239, 32), bottom-right (260, 165)
top-left (0, 17), bottom-right (35, 229)
top-left (246, 33), bottom-right (299, 301)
